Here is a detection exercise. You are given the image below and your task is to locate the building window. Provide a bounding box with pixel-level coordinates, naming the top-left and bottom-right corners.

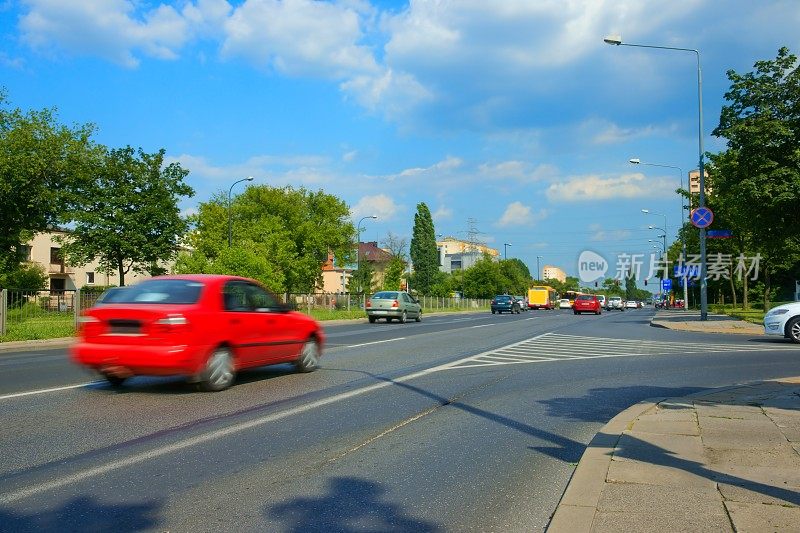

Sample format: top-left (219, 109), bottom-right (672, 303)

top-left (50, 247), bottom-right (63, 265)
top-left (86, 272), bottom-right (95, 285)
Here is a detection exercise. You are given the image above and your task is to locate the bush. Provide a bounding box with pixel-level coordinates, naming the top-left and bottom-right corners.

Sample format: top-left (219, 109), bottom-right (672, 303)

top-left (0, 262), bottom-right (48, 291)
top-left (80, 284), bottom-right (117, 294)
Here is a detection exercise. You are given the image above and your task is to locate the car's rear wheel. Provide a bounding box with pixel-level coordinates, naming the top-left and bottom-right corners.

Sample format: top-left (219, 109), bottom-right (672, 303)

top-left (400, 310), bottom-right (407, 323)
top-left (103, 374), bottom-right (126, 387)
top-left (787, 317), bottom-right (800, 344)
top-left (368, 316), bottom-right (376, 323)
top-left (491, 310), bottom-right (496, 314)
top-left (198, 347), bottom-right (235, 392)
top-left (295, 338), bottom-right (319, 372)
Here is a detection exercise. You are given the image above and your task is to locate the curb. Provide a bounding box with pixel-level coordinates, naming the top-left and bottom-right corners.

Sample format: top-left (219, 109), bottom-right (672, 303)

top-left (546, 376), bottom-right (800, 532)
top-left (546, 399), bottom-right (663, 532)
top-left (0, 337), bottom-right (74, 354)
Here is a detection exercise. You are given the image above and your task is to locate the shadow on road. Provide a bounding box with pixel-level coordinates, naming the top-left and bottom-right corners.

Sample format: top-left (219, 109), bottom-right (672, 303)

top-left (0, 496), bottom-right (162, 532)
top-left (268, 476), bottom-right (440, 532)
top-left (538, 385), bottom-right (706, 423)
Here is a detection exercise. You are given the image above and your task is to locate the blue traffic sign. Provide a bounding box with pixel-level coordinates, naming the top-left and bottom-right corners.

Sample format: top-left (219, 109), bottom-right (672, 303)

top-left (674, 265), bottom-right (700, 278)
top-left (690, 207), bottom-right (714, 229)
top-left (707, 229), bottom-right (733, 238)
top-left (662, 279), bottom-right (672, 291)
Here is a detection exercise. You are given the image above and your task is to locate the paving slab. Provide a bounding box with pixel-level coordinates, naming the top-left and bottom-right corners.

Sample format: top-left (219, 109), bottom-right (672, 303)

top-left (547, 376), bottom-right (800, 532)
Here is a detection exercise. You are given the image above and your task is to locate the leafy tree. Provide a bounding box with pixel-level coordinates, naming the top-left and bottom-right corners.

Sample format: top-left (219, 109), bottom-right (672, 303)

top-left (0, 262), bottom-right (47, 291)
top-left (60, 146), bottom-right (194, 286)
top-left (711, 47), bottom-right (800, 308)
top-left (625, 275), bottom-right (637, 301)
top-left (499, 259), bottom-right (532, 295)
top-left (0, 91), bottom-right (100, 275)
top-left (349, 260), bottom-right (375, 295)
top-left (409, 203), bottom-right (439, 295)
top-left (462, 253), bottom-right (504, 298)
top-left (181, 185), bottom-right (354, 293)
top-left (382, 256), bottom-right (406, 291)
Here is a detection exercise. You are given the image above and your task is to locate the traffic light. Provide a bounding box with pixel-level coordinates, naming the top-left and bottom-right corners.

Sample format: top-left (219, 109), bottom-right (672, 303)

top-left (644, 279), bottom-right (648, 286)
top-left (594, 281), bottom-right (598, 287)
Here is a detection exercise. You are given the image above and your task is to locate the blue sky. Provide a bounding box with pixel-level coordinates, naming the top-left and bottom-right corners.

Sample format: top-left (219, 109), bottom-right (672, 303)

top-left (2, 1), bottom-right (799, 282)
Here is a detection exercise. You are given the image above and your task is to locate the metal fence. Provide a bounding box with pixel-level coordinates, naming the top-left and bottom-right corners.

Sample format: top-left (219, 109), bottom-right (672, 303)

top-left (0, 288), bottom-right (490, 338)
top-left (285, 293), bottom-right (491, 313)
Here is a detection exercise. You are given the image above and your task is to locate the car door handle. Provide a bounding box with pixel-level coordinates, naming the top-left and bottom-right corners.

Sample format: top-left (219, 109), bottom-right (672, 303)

top-left (230, 319), bottom-right (241, 325)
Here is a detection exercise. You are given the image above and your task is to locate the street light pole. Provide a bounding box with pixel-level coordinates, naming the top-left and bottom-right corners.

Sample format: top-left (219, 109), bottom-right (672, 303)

top-left (537, 255), bottom-right (543, 281)
top-left (503, 243), bottom-right (511, 260)
top-left (606, 36), bottom-right (708, 320)
top-left (632, 160), bottom-right (689, 311)
top-left (228, 176), bottom-right (254, 247)
top-left (355, 215), bottom-right (378, 296)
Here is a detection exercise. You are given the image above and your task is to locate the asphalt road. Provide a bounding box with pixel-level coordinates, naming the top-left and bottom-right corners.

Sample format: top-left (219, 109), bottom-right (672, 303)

top-left (1, 308), bottom-right (798, 532)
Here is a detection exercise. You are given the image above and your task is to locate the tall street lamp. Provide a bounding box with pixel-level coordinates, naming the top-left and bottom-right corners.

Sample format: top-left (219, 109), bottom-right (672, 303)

top-left (632, 160), bottom-right (689, 311)
top-left (503, 243), bottom-right (511, 260)
top-left (642, 209), bottom-right (668, 259)
top-left (537, 255), bottom-right (543, 281)
top-left (228, 176), bottom-right (254, 247)
top-left (606, 35), bottom-right (708, 320)
top-left (355, 215), bottom-right (378, 295)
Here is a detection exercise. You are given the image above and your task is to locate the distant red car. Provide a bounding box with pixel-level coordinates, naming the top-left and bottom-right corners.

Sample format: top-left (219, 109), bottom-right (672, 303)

top-left (573, 294), bottom-right (602, 315)
top-left (71, 275), bottom-right (324, 391)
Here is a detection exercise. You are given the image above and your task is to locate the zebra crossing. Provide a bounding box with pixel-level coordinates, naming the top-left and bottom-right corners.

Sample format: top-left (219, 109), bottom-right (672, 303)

top-left (441, 332), bottom-right (798, 370)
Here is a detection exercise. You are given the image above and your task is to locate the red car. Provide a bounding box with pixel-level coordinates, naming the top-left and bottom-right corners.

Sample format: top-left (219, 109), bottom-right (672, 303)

top-left (573, 294), bottom-right (602, 315)
top-left (71, 275), bottom-right (324, 391)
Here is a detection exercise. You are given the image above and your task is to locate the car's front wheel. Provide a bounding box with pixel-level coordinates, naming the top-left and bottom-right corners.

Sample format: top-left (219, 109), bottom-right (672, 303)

top-left (368, 316), bottom-right (376, 323)
top-left (787, 317), bottom-right (800, 344)
top-left (103, 374), bottom-right (126, 388)
top-left (198, 347), bottom-right (235, 392)
top-left (295, 338), bottom-right (320, 372)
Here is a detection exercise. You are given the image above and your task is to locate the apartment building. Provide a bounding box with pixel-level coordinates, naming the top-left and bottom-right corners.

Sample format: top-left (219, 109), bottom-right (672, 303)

top-left (436, 237), bottom-right (499, 274)
top-left (542, 265), bottom-right (567, 283)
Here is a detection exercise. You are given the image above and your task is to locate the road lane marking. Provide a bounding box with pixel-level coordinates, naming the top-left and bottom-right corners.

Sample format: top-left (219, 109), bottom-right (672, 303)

top-left (470, 324), bottom-right (495, 329)
top-left (0, 382), bottom-right (100, 401)
top-left (345, 338), bottom-right (406, 349)
top-left (0, 333), bottom-right (546, 504)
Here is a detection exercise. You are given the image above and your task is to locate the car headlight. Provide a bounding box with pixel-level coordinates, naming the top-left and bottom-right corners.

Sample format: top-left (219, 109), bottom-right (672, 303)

top-left (766, 309), bottom-right (789, 317)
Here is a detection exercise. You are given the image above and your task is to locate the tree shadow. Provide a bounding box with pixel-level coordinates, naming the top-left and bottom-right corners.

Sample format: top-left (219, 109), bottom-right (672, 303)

top-left (538, 385), bottom-right (706, 423)
top-left (0, 495), bottom-right (162, 532)
top-left (606, 432), bottom-right (800, 505)
top-left (268, 476), bottom-right (440, 532)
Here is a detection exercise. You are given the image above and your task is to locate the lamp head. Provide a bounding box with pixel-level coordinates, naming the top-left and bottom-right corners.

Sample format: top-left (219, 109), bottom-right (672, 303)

top-left (245, 176), bottom-right (254, 182)
top-left (648, 225), bottom-right (654, 229)
top-left (641, 209), bottom-right (649, 214)
top-left (629, 158), bottom-right (640, 164)
top-left (603, 35), bottom-right (622, 45)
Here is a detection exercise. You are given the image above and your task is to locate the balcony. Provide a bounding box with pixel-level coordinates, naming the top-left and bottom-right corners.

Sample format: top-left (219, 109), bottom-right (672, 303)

top-left (48, 263), bottom-right (74, 274)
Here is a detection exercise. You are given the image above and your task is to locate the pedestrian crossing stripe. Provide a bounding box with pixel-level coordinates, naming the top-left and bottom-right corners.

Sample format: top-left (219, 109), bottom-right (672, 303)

top-left (441, 332), bottom-right (797, 370)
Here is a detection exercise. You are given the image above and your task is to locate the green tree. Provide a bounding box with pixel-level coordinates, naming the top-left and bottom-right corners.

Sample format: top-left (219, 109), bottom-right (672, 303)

top-left (0, 91), bottom-right (100, 275)
top-left (499, 259), bottom-right (532, 295)
top-left (712, 47), bottom-right (800, 309)
top-left (382, 256), bottom-right (406, 291)
top-left (349, 260), bottom-right (375, 295)
top-left (409, 203), bottom-right (439, 295)
top-left (181, 185), bottom-right (354, 293)
top-left (60, 146), bottom-right (194, 286)
top-left (462, 253), bottom-right (503, 298)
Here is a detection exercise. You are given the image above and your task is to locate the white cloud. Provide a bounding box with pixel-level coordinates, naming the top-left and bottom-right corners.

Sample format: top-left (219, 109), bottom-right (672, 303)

top-left (166, 153), bottom-right (337, 192)
top-left (395, 156), bottom-right (462, 180)
top-left (479, 161), bottom-right (558, 183)
top-left (342, 150), bottom-right (358, 162)
top-left (584, 119), bottom-right (679, 145)
top-left (589, 228), bottom-right (633, 242)
top-left (495, 201), bottom-right (548, 228)
top-left (221, 0), bottom-right (378, 79)
top-left (546, 172), bottom-right (673, 202)
top-left (432, 205), bottom-right (453, 222)
top-left (19, 0), bottom-right (215, 67)
top-left (350, 194), bottom-right (401, 222)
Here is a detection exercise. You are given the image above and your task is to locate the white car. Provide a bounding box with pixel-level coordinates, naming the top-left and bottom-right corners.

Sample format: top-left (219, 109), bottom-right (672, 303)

top-left (763, 302), bottom-right (800, 343)
top-left (558, 298), bottom-right (571, 309)
top-left (625, 300), bottom-right (638, 309)
top-left (597, 295), bottom-right (607, 309)
top-left (608, 296), bottom-right (624, 311)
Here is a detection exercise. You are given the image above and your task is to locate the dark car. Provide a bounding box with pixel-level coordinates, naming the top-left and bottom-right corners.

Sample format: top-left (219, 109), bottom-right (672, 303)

top-left (72, 275), bottom-right (324, 391)
top-left (573, 294), bottom-right (602, 315)
top-left (491, 295), bottom-right (520, 314)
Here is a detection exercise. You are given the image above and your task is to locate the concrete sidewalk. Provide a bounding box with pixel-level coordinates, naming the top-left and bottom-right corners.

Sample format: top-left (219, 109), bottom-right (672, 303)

top-left (650, 310), bottom-right (763, 335)
top-left (548, 377), bottom-right (800, 532)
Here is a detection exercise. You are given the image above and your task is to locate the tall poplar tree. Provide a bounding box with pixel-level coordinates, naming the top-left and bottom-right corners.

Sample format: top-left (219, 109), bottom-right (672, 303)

top-left (409, 202), bottom-right (439, 295)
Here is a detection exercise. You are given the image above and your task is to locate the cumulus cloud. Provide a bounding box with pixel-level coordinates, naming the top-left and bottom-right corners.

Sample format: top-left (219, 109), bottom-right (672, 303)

top-left (19, 0), bottom-right (229, 67)
top-left (394, 156), bottom-right (462, 179)
top-left (221, 0), bottom-right (378, 78)
top-left (546, 172), bottom-right (673, 202)
top-left (496, 201), bottom-right (548, 228)
top-left (585, 119), bottom-right (679, 145)
top-left (350, 194), bottom-right (401, 222)
top-left (479, 161), bottom-right (559, 183)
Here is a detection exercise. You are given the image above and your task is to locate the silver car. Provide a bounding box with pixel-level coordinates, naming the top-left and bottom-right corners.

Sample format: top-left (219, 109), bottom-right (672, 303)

top-left (366, 291), bottom-right (422, 323)
top-left (608, 296), bottom-right (625, 311)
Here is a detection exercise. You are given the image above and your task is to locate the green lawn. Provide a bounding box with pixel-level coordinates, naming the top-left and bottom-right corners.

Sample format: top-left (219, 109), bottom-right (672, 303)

top-left (711, 302), bottom-right (791, 325)
top-left (1, 305), bottom-right (485, 343)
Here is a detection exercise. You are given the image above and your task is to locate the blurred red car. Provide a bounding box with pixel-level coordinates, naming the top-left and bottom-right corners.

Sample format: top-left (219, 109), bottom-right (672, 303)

top-left (71, 275), bottom-right (324, 391)
top-left (573, 294), bottom-right (602, 315)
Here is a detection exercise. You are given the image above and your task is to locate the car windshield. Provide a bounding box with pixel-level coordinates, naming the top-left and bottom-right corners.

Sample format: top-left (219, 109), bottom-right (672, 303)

top-left (576, 295), bottom-right (592, 301)
top-left (371, 292), bottom-right (399, 300)
top-left (495, 296), bottom-right (511, 301)
top-left (106, 279), bottom-right (204, 304)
